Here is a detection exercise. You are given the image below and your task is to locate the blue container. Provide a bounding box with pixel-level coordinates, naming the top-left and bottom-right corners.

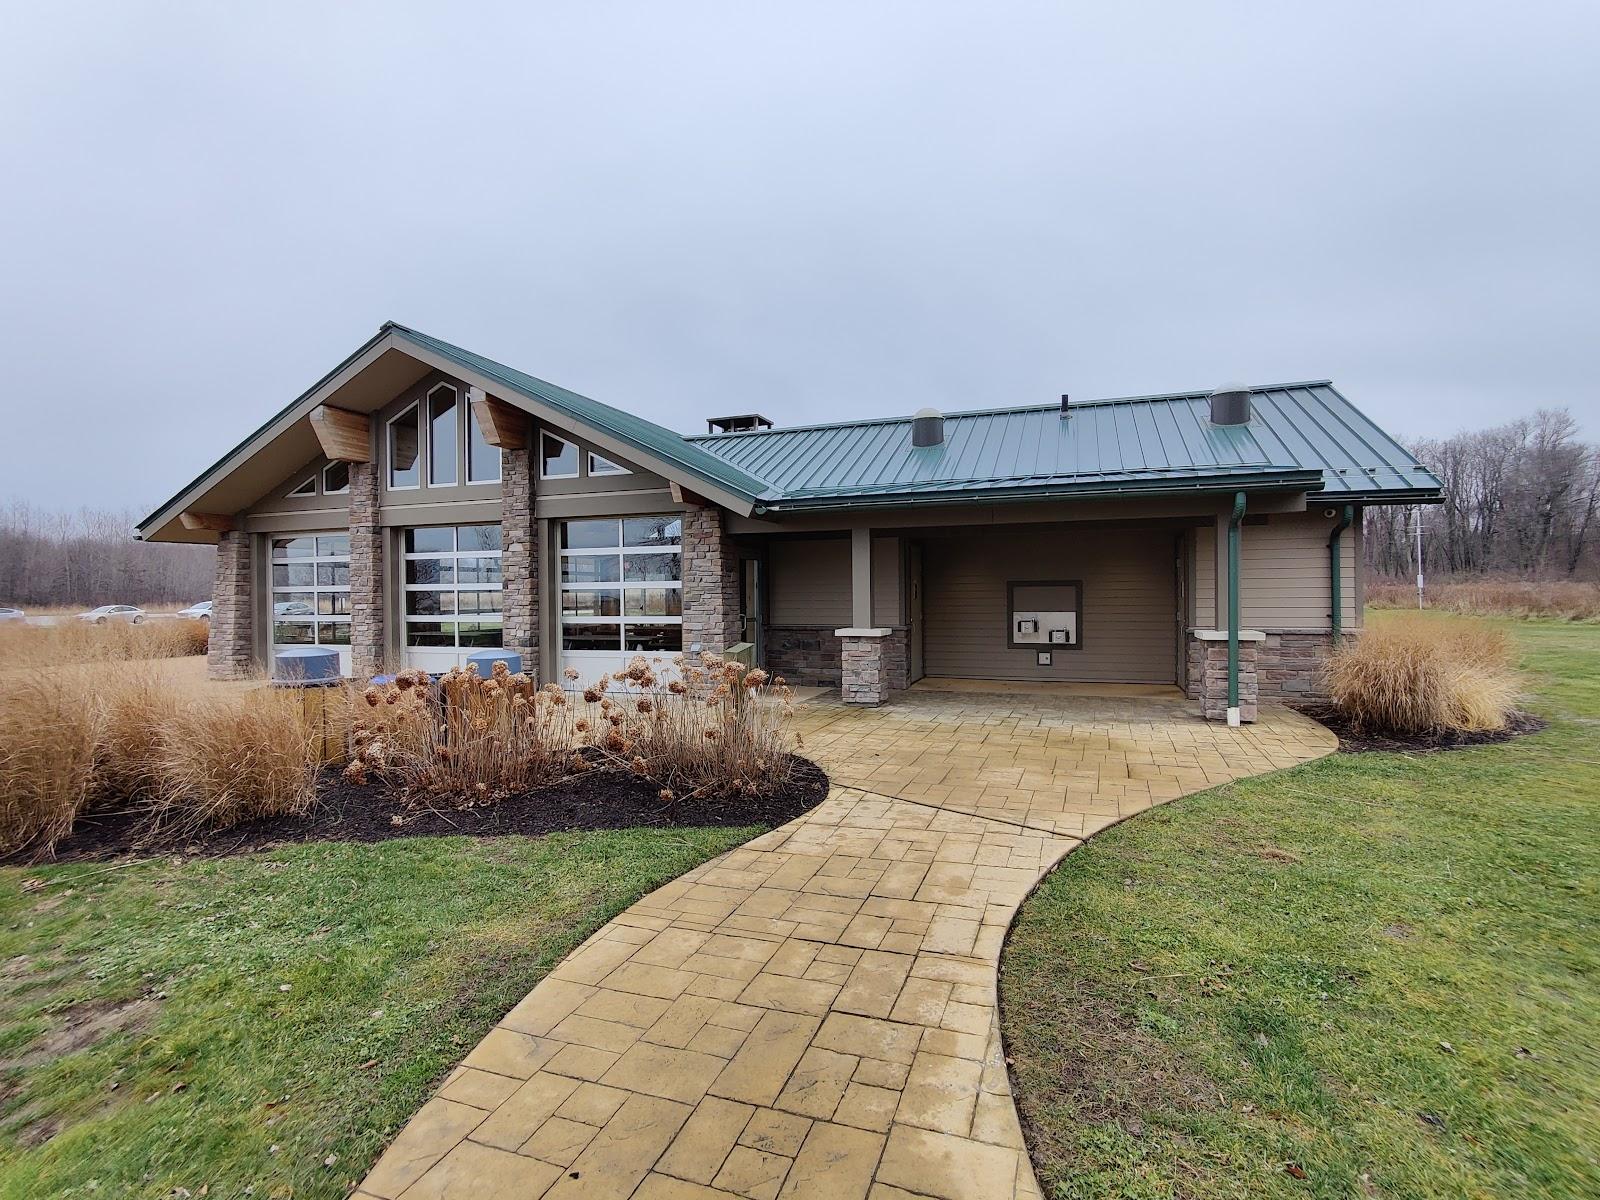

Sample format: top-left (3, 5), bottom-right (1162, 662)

top-left (466, 649), bottom-right (522, 676)
top-left (271, 646), bottom-right (341, 685)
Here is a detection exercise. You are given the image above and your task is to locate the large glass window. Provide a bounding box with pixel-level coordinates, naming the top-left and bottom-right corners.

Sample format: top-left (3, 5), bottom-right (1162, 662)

top-left (403, 524), bottom-right (503, 650)
top-left (389, 404), bottom-right (420, 488)
top-left (271, 534), bottom-right (350, 650)
top-left (541, 433), bottom-right (578, 479)
top-left (467, 401), bottom-right (500, 483)
top-left (559, 516), bottom-right (682, 653)
top-left (428, 385), bottom-right (458, 486)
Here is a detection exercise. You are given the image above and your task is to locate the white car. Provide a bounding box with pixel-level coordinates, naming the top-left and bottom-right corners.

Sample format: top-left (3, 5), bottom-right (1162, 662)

top-left (0, 607), bottom-right (24, 623)
top-left (177, 601), bottom-right (212, 620)
top-left (79, 605), bottom-right (146, 625)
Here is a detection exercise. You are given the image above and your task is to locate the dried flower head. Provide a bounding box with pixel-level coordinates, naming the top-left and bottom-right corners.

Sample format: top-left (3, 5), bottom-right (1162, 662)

top-left (563, 666), bottom-right (580, 680)
top-left (575, 718), bottom-right (590, 732)
top-left (658, 788), bottom-right (675, 803)
top-left (583, 687), bottom-right (602, 704)
top-left (630, 755), bottom-right (647, 775)
top-left (636, 698), bottom-right (654, 713)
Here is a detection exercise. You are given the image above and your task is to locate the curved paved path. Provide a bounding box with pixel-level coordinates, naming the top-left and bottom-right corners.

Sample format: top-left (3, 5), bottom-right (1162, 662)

top-left (358, 692), bottom-right (1334, 1200)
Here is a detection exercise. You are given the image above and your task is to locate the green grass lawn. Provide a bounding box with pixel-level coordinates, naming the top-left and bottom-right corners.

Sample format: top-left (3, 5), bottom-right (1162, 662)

top-left (1001, 616), bottom-right (1600, 1200)
top-left (0, 825), bottom-right (757, 1198)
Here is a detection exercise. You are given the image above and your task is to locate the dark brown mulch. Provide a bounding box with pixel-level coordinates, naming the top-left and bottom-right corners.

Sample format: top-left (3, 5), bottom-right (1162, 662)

top-left (21, 754), bottom-right (829, 864)
top-left (1294, 705), bottom-right (1547, 754)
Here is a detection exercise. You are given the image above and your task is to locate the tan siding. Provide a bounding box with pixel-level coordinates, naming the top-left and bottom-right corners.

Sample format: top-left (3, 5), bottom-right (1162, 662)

top-left (1195, 526), bottom-right (1216, 627)
top-left (871, 536), bottom-right (901, 627)
top-left (769, 538), bottom-right (851, 626)
top-left (921, 527), bottom-right (1176, 684)
top-left (1241, 511), bottom-right (1357, 630)
top-left (1194, 512), bottom-right (1358, 631)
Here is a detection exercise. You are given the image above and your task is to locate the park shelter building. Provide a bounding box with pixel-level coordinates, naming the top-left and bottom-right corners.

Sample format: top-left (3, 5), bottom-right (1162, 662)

top-left (137, 323), bottom-right (1442, 723)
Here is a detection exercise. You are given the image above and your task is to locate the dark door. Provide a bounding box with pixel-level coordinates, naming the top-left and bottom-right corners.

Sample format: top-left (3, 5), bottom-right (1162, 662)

top-left (740, 554), bottom-right (765, 667)
top-left (908, 540), bottom-right (925, 682)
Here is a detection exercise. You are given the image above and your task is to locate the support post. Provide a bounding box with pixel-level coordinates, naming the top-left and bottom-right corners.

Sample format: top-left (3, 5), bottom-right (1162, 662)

top-left (1227, 491), bottom-right (1245, 726)
top-left (851, 527), bottom-right (872, 629)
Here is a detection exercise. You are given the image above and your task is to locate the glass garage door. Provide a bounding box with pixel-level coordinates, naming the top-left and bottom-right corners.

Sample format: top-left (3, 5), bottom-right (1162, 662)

top-left (559, 515), bottom-right (682, 684)
top-left (270, 534), bottom-right (352, 675)
top-left (402, 523), bottom-right (504, 672)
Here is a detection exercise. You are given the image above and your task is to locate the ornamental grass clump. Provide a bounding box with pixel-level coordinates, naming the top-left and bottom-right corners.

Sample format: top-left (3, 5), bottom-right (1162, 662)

top-left (0, 616), bottom-right (209, 670)
top-left (0, 663), bottom-right (322, 858)
top-left (1325, 616), bottom-right (1523, 736)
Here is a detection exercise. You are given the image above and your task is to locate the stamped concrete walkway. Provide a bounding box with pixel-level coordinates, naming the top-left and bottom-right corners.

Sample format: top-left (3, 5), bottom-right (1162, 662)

top-left (357, 690), bottom-right (1334, 1200)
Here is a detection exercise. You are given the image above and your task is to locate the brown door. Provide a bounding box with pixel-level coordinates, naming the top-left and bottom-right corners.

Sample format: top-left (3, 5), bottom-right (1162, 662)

top-left (1174, 532), bottom-right (1188, 690)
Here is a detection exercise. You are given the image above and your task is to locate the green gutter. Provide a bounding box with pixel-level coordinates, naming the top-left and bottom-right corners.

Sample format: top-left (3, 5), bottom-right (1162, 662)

top-left (1328, 504), bottom-right (1354, 639)
top-left (1228, 491), bottom-right (1246, 724)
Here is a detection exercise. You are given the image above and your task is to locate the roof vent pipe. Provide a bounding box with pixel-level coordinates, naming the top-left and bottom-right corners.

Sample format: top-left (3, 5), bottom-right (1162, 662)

top-left (1209, 383), bottom-right (1252, 425)
top-left (911, 407), bottom-right (945, 448)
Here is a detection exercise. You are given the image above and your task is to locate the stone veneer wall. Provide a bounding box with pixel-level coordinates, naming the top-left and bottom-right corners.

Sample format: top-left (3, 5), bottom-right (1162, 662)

top-left (681, 504), bottom-right (741, 659)
top-left (767, 626), bottom-right (910, 693)
top-left (766, 626), bottom-right (842, 687)
top-left (499, 446), bottom-right (538, 677)
top-left (206, 530), bottom-right (254, 680)
top-left (1186, 630), bottom-right (1347, 705)
top-left (348, 460), bottom-right (386, 679)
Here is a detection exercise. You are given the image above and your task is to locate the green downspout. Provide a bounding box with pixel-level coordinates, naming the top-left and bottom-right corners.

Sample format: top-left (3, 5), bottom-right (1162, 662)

top-left (1328, 504), bottom-right (1354, 639)
top-left (1227, 491), bottom-right (1246, 717)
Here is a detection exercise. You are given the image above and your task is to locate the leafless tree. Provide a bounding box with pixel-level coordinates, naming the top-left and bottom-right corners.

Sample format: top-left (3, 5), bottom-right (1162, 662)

top-left (0, 500), bottom-right (213, 608)
top-left (1367, 408), bottom-right (1599, 581)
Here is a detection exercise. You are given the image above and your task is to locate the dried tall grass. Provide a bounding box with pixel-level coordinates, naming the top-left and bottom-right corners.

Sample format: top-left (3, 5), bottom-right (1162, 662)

top-left (1326, 616), bottom-right (1523, 736)
top-left (343, 654), bottom-right (799, 809)
top-left (0, 663), bottom-right (319, 859)
top-left (0, 618), bottom-right (209, 670)
top-left (1369, 578), bottom-right (1600, 622)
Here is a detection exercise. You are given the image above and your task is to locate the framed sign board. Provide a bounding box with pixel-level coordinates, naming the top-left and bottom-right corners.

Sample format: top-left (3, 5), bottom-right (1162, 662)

top-left (1007, 580), bottom-right (1082, 651)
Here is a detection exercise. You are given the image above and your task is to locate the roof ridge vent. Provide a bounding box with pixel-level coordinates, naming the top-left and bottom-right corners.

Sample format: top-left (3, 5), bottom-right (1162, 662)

top-left (911, 407), bottom-right (945, 448)
top-left (1208, 383), bottom-right (1252, 426)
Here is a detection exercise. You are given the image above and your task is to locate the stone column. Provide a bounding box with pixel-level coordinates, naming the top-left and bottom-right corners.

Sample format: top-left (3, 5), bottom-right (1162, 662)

top-left (1193, 629), bottom-right (1261, 723)
top-left (681, 503), bottom-right (741, 660)
top-left (500, 446), bottom-right (538, 677)
top-left (206, 529), bottom-right (254, 680)
top-left (349, 460), bottom-right (386, 679)
top-left (837, 627), bottom-right (893, 706)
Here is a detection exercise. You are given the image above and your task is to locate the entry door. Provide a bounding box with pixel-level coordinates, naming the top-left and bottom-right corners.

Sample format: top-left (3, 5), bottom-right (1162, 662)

top-left (1174, 532), bottom-right (1189, 690)
top-left (908, 540), bottom-right (925, 682)
top-left (741, 554), bottom-right (765, 667)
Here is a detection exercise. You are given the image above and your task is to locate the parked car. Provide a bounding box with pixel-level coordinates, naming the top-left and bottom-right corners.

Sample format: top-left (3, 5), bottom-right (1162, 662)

top-left (177, 601), bottom-right (212, 620)
top-left (0, 607), bottom-right (24, 623)
top-left (78, 605), bottom-right (146, 624)
top-left (273, 601), bottom-right (314, 617)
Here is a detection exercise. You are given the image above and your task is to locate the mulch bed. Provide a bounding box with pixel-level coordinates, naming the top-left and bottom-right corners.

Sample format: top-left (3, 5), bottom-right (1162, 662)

top-left (1294, 705), bottom-right (1547, 753)
top-left (20, 754), bottom-right (829, 864)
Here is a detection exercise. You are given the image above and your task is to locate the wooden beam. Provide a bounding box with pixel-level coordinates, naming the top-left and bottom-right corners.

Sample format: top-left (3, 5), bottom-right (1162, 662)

top-left (179, 511), bottom-right (235, 533)
top-left (309, 405), bottom-right (371, 463)
top-left (670, 482), bottom-right (712, 506)
top-left (469, 388), bottom-right (527, 449)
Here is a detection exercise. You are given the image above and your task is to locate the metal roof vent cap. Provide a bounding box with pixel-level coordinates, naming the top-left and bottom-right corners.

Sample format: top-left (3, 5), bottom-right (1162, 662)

top-left (911, 407), bottom-right (945, 448)
top-left (1209, 383), bottom-right (1252, 426)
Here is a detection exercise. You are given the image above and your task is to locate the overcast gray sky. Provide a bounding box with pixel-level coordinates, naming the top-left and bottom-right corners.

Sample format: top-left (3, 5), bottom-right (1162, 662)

top-left (2, 1), bottom-right (1596, 514)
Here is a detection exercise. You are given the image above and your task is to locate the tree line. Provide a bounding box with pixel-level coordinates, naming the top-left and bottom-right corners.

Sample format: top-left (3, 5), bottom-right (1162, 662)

top-left (0, 502), bottom-right (214, 609)
top-left (1366, 408), bottom-right (1599, 581)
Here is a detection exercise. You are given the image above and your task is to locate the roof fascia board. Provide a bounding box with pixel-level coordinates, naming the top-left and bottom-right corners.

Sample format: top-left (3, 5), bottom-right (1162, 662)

top-left (389, 332), bottom-right (758, 517)
top-left (137, 329), bottom-right (401, 538)
top-left (753, 471), bottom-right (1326, 514)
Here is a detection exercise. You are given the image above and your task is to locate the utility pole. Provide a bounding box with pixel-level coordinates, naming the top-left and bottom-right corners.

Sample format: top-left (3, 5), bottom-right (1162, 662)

top-left (1414, 505), bottom-right (1425, 609)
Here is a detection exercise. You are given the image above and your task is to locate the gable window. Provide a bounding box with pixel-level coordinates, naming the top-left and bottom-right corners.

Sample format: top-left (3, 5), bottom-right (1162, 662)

top-left (541, 432), bottom-right (579, 479)
top-left (287, 475), bottom-right (316, 497)
top-left (467, 400), bottom-right (500, 483)
top-left (428, 385), bottom-right (458, 486)
top-left (588, 452), bottom-right (630, 477)
top-left (389, 404), bottom-right (420, 488)
top-left (322, 461), bottom-right (350, 494)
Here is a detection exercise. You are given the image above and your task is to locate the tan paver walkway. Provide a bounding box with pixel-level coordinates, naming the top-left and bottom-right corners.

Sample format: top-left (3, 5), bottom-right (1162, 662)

top-left (358, 691), bottom-right (1334, 1200)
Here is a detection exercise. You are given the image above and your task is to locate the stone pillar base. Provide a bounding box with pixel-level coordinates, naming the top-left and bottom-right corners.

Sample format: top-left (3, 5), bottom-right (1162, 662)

top-left (837, 627), bottom-right (893, 706)
top-left (349, 461), bottom-right (385, 680)
top-left (1192, 629), bottom-right (1262, 724)
top-left (206, 529), bottom-right (254, 680)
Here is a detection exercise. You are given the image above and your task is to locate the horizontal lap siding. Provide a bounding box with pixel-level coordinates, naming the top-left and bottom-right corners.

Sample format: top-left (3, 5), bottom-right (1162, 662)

top-left (922, 527), bottom-right (1176, 683)
top-left (768, 536), bottom-right (901, 628)
top-left (1195, 512), bottom-right (1357, 631)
